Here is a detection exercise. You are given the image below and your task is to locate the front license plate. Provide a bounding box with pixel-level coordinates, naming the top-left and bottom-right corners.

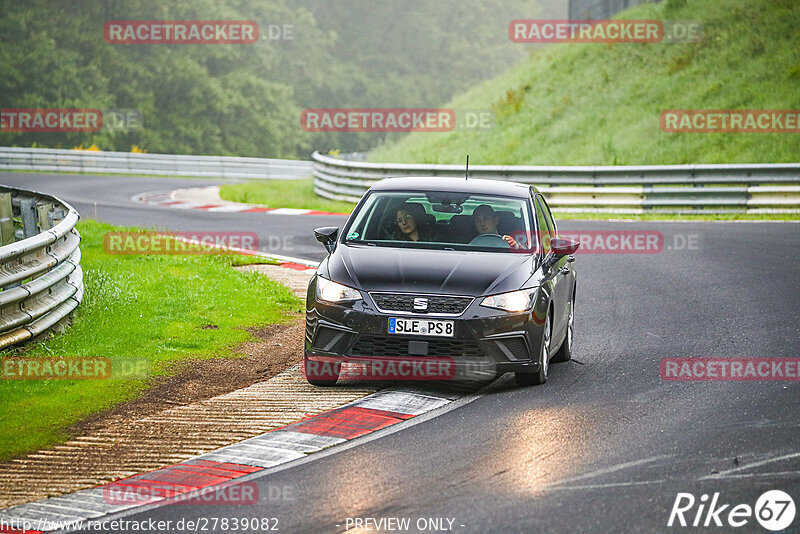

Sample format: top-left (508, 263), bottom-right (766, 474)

top-left (388, 318), bottom-right (454, 337)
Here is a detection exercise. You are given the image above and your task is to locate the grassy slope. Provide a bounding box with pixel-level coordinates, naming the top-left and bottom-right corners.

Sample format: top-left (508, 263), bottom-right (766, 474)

top-left (0, 220), bottom-right (300, 460)
top-left (370, 0), bottom-right (800, 165)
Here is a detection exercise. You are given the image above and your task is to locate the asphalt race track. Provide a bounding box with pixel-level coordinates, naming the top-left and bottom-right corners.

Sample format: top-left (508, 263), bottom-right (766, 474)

top-left (4, 173), bottom-right (799, 533)
top-left (1, 173), bottom-right (341, 262)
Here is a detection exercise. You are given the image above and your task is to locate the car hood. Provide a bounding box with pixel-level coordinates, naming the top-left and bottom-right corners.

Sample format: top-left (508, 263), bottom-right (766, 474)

top-left (323, 244), bottom-right (535, 296)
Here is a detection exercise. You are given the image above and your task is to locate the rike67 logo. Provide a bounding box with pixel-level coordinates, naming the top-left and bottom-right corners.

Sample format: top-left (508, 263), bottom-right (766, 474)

top-left (668, 490), bottom-right (796, 531)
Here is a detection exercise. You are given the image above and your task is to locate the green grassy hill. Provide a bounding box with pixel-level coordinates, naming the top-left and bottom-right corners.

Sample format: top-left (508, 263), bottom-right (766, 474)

top-left (370, 0), bottom-right (800, 165)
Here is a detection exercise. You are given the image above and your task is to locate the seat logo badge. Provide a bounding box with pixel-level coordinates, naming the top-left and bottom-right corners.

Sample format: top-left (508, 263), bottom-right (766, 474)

top-left (413, 298), bottom-right (429, 311)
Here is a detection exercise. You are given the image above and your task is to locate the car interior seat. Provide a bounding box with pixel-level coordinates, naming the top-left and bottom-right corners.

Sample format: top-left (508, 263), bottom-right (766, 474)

top-left (496, 211), bottom-right (522, 234)
top-left (448, 214), bottom-right (478, 243)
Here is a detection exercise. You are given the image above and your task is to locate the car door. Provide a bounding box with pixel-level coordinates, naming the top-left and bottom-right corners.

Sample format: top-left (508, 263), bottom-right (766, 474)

top-left (535, 194), bottom-right (570, 345)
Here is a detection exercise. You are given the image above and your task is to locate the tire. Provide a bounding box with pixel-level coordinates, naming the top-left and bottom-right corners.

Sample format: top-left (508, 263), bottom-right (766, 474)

top-left (304, 356), bottom-right (340, 386)
top-left (551, 294), bottom-right (574, 363)
top-left (515, 312), bottom-right (551, 387)
top-left (307, 377), bottom-right (339, 387)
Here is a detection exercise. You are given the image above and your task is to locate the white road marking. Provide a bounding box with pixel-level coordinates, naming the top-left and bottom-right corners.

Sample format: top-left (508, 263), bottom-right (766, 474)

top-left (707, 470), bottom-right (800, 480)
top-left (700, 451), bottom-right (800, 480)
top-left (544, 479), bottom-right (667, 491)
top-left (543, 455), bottom-right (674, 486)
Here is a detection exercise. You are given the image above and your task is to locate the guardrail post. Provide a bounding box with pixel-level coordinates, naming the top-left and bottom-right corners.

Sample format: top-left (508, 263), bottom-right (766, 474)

top-left (0, 193), bottom-right (14, 245)
top-left (36, 202), bottom-right (54, 231)
top-left (50, 208), bottom-right (67, 226)
top-left (19, 198), bottom-right (38, 238)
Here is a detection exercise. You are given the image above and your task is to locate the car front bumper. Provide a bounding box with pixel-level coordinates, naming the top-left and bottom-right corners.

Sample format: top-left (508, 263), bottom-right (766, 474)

top-left (304, 278), bottom-right (549, 382)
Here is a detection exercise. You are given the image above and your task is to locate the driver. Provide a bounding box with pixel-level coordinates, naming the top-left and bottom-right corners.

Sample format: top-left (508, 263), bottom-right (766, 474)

top-left (472, 204), bottom-right (520, 248)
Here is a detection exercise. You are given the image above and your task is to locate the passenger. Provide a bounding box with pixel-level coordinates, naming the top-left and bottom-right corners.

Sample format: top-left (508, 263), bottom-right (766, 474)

top-left (393, 203), bottom-right (434, 242)
top-left (472, 204), bottom-right (520, 248)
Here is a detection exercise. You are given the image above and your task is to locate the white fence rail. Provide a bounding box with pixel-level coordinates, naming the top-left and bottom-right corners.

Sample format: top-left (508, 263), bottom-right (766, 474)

top-left (311, 152), bottom-right (800, 214)
top-left (0, 147), bottom-right (313, 180)
top-left (2, 147), bottom-right (798, 213)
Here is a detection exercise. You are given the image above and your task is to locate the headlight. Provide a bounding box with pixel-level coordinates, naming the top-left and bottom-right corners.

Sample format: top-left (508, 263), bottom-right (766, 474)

top-left (316, 276), bottom-right (361, 303)
top-left (480, 288), bottom-right (537, 313)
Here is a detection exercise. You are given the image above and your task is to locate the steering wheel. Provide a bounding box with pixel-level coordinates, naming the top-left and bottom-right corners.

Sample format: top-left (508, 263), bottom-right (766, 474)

top-left (468, 234), bottom-right (510, 248)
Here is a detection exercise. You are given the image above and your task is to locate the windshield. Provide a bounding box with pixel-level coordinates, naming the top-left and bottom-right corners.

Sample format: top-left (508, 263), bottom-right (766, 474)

top-left (343, 191), bottom-right (536, 253)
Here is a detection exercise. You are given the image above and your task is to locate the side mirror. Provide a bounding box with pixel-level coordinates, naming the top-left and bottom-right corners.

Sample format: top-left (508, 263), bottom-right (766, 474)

top-left (551, 237), bottom-right (580, 257)
top-left (314, 227), bottom-right (339, 254)
top-left (543, 237), bottom-right (579, 269)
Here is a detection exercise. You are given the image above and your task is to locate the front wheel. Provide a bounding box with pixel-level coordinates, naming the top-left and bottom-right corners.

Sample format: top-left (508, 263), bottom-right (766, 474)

top-left (515, 312), bottom-right (550, 387)
top-left (551, 295), bottom-right (574, 363)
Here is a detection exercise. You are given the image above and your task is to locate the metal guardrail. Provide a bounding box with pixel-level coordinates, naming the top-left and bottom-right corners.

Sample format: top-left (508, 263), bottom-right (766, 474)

top-left (311, 152), bottom-right (800, 214)
top-left (0, 147), bottom-right (313, 180)
top-left (3, 146), bottom-right (797, 213)
top-left (0, 186), bottom-right (82, 349)
top-left (568, 0), bottom-right (660, 21)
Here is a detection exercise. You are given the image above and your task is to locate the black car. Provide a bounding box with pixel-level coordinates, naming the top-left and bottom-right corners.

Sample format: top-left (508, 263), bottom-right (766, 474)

top-left (304, 177), bottom-right (579, 387)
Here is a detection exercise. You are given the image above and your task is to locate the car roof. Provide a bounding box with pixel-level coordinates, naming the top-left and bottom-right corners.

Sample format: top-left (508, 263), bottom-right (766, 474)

top-left (368, 177), bottom-right (537, 198)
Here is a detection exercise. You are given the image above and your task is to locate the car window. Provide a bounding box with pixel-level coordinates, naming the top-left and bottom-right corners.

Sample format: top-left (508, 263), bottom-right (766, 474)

top-left (539, 194), bottom-right (558, 236)
top-left (534, 195), bottom-right (553, 253)
top-left (343, 191), bottom-right (534, 253)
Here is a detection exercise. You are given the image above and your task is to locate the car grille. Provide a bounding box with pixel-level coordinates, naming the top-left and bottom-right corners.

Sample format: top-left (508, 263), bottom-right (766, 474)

top-left (349, 335), bottom-right (483, 359)
top-left (370, 293), bottom-right (473, 315)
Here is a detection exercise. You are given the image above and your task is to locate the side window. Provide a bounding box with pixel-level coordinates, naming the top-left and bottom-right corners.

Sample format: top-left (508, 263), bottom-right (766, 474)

top-left (539, 194), bottom-right (557, 236)
top-left (534, 195), bottom-right (552, 254)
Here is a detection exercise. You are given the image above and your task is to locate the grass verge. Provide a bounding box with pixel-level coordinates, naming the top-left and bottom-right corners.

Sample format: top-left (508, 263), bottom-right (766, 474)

top-left (0, 219), bottom-right (300, 461)
top-left (218, 178), bottom-right (356, 214)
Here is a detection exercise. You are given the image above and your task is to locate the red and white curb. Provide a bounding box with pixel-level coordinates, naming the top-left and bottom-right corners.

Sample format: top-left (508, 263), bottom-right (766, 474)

top-left (133, 189), bottom-right (348, 217)
top-left (0, 387), bottom-right (461, 533)
top-left (131, 186), bottom-right (329, 270)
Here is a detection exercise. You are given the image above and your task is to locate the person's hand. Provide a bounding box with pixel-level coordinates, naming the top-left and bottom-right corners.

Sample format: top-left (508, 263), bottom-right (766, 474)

top-left (502, 234), bottom-right (518, 248)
